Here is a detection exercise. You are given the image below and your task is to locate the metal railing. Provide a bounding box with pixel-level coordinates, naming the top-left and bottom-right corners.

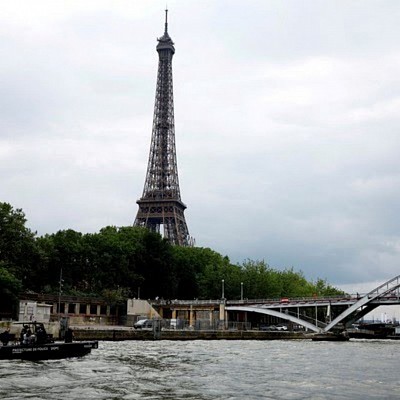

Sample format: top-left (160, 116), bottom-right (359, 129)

top-left (149, 295), bottom-right (360, 307)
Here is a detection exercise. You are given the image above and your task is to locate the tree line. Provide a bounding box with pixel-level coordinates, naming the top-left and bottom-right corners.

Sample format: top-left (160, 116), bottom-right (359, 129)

top-left (0, 202), bottom-right (344, 311)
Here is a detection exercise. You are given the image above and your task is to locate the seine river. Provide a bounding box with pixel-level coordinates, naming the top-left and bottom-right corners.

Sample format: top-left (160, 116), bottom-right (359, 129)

top-left (1, 339), bottom-right (399, 399)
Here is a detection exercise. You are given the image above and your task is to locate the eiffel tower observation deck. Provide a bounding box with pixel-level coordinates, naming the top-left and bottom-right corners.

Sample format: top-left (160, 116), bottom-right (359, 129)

top-left (134, 10), bottom-right (191, 246)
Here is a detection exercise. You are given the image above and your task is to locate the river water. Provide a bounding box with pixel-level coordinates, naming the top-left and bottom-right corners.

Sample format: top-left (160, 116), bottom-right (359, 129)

top-left (0, 339), bottom-right (399, 399)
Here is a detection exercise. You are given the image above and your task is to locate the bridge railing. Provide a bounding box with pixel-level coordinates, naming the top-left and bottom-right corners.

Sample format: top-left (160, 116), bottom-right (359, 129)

top-left (150, 294), bottom-right (365, 307)
top-left (150, 299), bottom-right (222, 306)
top-left (227, 294), bottom-right (359, 305)
top-left (365, 275), bottom-right (400, 298)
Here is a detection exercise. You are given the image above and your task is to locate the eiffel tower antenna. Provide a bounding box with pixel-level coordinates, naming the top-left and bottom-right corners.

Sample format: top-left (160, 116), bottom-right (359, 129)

top-left (164, 7), bottom-right (168, 34)
top-left (134, 10), bottom-right (192, 246)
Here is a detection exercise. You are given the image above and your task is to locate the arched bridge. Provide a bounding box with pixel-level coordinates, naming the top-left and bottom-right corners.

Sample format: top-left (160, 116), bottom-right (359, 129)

top-left (226, 275), bottom-right (400, 333)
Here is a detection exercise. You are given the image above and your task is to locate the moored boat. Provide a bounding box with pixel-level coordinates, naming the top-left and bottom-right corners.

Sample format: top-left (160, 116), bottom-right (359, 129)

top-left (0, 340), bottom-right (98, 360)
top-left (0, 322), bottom-right (98, 360)
top-left (312, 332), bottom-right (350, 341)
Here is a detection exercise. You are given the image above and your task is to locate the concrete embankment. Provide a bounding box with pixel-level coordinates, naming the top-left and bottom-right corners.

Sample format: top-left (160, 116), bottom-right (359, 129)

top-left (71, 326), bottom-right (309, 341)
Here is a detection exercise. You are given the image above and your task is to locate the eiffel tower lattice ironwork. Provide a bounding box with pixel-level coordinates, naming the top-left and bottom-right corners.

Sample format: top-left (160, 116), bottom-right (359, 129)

top-left (134, 10), bottom-right (191, 246)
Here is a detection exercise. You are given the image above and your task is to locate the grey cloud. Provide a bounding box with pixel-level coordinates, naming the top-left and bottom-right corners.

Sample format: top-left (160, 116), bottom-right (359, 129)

top-left (1, 1), bottom-right (400, 287)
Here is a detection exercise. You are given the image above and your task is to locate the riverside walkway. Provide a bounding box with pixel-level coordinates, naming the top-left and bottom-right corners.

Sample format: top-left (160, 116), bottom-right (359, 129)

top-left (71, 325), bottom-right (309, 341)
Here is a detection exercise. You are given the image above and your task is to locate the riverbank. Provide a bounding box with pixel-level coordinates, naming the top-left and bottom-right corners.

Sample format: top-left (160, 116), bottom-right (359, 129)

top-left (71, 325), bottom-right (310, 341)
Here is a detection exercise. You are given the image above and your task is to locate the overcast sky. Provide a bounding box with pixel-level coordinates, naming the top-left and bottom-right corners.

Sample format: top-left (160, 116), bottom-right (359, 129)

top-left (1, 1), bottom-right (400, 290)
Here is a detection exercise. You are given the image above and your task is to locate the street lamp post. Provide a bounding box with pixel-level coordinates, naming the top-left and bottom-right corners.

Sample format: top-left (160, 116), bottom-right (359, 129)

top-left (58, 268), bottom-right (63, 320)
top-left (221, 279), bottom-right (225, 300)
top-left (241, 282), bottom-right (243, 301)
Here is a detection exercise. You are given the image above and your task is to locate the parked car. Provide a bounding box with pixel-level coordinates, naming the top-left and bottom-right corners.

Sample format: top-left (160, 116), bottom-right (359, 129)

top-left (275, 325), bottom-right (288, 331)
top-left (133, 319), bottom-right (153, 330)
top-left (260, 325), bottom-right (277, 331)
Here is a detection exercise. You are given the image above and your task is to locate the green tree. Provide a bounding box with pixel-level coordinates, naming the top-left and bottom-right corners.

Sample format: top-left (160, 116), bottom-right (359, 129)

top-left (239, 259), bottom-right (282, 299)
top-left (311, 278), bottom-right (345, 297)
top-left (0, 261), bottom-right (22, 318)
top-left (170, 246), bottom-right (201, 298)
top-left (2, 202), bottom-right (345, 303)
top-left (171, 246), bottom-right (235, 299)
top-left (0, 202), bottom-right (38, 287)
top-left (84, 226), bottom-right (146, 295)
top-left (135, 228), bottom-right (175, 299)
top-left (278, 267), bottom-right (314, 297)
top-left (193, 249), bottom-right (234, 298)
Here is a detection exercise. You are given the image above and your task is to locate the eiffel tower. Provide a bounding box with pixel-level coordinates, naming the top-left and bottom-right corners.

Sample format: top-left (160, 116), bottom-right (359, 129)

top-left (134, 10), bottom-right (191, 246)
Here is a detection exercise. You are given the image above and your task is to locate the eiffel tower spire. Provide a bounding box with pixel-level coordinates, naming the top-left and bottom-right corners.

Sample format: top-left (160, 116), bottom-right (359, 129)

top-left (134, 10), bottom-right (191, 246)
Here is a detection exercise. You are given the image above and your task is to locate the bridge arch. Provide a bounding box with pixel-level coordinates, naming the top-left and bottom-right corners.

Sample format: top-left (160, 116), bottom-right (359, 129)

top-left (227, 275), bottom-right (400, 334)
top-left (226, 306), bottom-right (322, 333)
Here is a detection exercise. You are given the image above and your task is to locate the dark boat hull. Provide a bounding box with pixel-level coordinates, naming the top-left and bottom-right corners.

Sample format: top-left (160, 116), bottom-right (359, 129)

top-left (0, 341), bottom-right (98, 360)
top-left (312, 333), bottom-right (349, 342)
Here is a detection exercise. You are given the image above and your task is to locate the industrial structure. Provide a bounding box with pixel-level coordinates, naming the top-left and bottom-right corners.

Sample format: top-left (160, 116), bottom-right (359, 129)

top-left (134, 10), bottom-right (191, 246)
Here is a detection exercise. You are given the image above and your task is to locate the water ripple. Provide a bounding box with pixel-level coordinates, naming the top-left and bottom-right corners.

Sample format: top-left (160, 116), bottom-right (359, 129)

top-left (1, 340), bottom-right (400, 399)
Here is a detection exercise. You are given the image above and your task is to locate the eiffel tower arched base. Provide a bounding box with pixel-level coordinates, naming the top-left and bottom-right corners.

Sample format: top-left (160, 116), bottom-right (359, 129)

top-left (134, 198), bottom-right (190, 246)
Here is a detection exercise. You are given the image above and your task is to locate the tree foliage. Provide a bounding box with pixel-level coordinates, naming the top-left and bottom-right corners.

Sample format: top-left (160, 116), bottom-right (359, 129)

top-left (0, 261), bottom-right (22, 317)
top-left (0, 202), bottom-right (38, 284)
top-left (0, 202), bottom-right (345, 302)
top-left (0, 261), bottom-right (22, 299)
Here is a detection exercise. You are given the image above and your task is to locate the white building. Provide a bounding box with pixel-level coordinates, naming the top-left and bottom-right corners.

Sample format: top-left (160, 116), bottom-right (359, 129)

top-left (19, 300), bottom-right (52, 323)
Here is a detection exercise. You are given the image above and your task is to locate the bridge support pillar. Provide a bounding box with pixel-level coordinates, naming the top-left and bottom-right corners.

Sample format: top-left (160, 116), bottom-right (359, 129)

top-left (219, 301), bottom-right (226, 330)
top-left (189, 305), bottom-right (194, 328)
